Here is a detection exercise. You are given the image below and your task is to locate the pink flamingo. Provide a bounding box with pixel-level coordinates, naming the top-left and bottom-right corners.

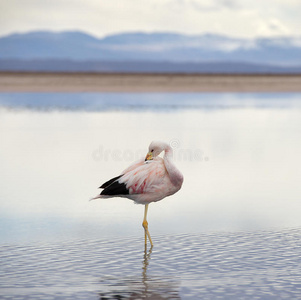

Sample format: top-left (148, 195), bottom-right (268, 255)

top-left (93, 141), bottom-right (184, 247)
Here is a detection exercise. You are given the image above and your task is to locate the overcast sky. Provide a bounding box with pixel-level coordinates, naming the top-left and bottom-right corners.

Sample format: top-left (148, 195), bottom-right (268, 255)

top-left (1, 0), bottom-right (300, 38)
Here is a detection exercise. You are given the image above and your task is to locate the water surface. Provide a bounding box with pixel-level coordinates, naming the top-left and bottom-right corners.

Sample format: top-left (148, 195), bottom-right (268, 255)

top-left (1, 93), bottom-right (301, 298)
top-left (1, 229), bottom-right (301, 299)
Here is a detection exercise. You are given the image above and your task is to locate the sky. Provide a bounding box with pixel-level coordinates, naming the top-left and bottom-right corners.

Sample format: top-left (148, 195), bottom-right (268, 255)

top-left (1, 0), bottom-right (301, 38)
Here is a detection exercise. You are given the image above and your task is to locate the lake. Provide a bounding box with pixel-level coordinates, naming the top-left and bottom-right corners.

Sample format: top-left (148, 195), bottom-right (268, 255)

top-left (1, 92), bottom-right (301, 299)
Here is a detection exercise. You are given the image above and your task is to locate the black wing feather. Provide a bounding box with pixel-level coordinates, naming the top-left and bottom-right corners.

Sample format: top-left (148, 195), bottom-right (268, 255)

top-left (99, 175), bottom-right (122, 189)
top-left (100, 180), bottom-right (129, 196)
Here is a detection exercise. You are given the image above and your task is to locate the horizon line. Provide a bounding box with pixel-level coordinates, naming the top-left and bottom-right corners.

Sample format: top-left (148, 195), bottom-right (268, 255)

top-left (1, 29), bottom-right (300, 40)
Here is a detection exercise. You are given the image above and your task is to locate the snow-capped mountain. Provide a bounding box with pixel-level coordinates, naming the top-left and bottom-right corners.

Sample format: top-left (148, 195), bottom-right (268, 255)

top-left (1, 31), bottom-right (301, 72)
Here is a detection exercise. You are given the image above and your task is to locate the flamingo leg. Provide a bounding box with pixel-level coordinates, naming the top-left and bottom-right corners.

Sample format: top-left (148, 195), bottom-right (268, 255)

top-left (142, 204), bottom-right (153, 247)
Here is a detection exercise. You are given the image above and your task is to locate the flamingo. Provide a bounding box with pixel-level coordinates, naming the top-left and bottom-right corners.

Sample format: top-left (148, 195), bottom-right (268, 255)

top-left (93, 141), bottom-right (184, 247)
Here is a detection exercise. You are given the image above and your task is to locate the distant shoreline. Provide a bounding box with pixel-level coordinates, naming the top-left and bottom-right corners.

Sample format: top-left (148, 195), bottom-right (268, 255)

top-left (1, 72), bottom-right (301, 92)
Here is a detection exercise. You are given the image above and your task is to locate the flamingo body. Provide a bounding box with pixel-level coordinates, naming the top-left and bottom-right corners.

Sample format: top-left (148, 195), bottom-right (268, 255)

top-left (93, 141), bottom-right (184, 246)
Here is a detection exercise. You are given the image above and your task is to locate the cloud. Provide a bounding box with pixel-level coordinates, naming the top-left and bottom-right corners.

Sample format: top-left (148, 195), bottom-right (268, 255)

top-left (0, 0), bottom-right (300, 38)
top-left (256, 19), bottom-right (291, 37)
top-left (170, 0), bottom-right (241, 11)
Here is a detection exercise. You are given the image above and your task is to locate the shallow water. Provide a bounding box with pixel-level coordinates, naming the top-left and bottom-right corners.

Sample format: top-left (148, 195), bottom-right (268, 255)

top-left (1, 93), bottom-right (301, 298)
top-left (1, 93), bottom-right (301, 242)
top-left (1, 229), bottom-right (301, 299)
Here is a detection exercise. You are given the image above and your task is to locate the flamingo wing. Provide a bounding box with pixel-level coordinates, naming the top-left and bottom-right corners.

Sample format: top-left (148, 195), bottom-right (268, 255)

top-left (99, 158), bottom-right (146, 197)
top-left (100, 178), bottom-right (129, 196)
top-left (99, 158), bottom-right (167, 200)
top-left (120, 158), bottom-right (167, 195)
top-left (99, 175), bottom-right (122, 189)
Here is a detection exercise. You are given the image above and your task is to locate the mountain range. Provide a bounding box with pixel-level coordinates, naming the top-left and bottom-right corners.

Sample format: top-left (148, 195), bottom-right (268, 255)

top-left (0, 30), bottom-right (301, 73)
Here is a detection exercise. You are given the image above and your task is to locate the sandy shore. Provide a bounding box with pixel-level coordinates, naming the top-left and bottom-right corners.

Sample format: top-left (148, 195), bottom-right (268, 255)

top-left (1, 72), bottom-right (301, 92)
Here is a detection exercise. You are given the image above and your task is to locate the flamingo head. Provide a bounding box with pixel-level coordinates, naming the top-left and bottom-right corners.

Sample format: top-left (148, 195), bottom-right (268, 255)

top-left (145, 141), bottom-right (169, 161)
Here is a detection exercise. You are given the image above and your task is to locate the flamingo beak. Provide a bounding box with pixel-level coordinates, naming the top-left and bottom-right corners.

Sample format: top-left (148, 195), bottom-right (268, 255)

top-left (145, 152), bottom-right (153, 161)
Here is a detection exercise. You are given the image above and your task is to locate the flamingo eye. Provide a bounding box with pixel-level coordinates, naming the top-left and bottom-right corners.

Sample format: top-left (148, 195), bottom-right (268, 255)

top-left (151, 149), bottom-right (154, 152)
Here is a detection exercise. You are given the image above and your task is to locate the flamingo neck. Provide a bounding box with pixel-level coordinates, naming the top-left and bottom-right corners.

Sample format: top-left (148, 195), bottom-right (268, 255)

top-left (163, 145), bottom-right (183, 187)
top-left (163, 145), bottom-right (173, 161)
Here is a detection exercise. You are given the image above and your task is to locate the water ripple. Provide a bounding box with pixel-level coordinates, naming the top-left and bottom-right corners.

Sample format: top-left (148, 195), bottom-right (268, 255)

top-left (1, 228), bottom-right (301, 299)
